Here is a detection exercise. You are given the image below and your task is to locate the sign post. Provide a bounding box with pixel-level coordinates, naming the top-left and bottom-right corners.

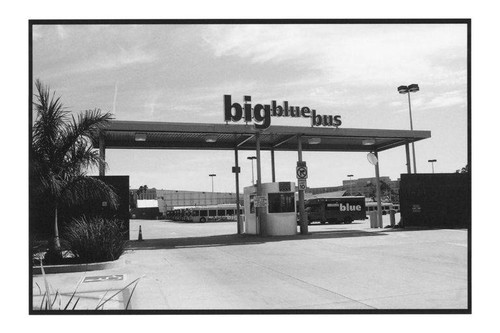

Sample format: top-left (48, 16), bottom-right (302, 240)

top-left (297, 137), bottom-right (308, 235)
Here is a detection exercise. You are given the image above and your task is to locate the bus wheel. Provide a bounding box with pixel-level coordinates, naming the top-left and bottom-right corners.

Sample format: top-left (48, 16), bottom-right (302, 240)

top-left (200, 217), bottom-right (206, 223)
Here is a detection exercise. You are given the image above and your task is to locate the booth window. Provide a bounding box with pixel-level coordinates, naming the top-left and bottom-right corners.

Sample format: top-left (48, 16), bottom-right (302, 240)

top-left (268, 193), bottom-right (295, 213)
top-left (250, 195), bottom-right (256, 214)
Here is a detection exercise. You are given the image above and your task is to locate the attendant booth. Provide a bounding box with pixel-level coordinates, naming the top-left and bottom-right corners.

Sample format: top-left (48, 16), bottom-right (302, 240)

top-left (243, 182), bottom-right (297, 236)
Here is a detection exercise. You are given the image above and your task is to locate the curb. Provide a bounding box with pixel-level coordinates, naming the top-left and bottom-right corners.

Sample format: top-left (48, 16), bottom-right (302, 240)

top-left (33, 259), bottom-right (123, 275)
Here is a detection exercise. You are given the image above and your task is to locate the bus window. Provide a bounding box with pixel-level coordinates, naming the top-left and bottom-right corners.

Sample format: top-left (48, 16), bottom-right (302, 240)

top-left (209, 210), bottom-right (217, 216)
top-left (217, 209), bottom-right (226, 216)
top-left (200, 210), bottom-right (208, 217)
top-left (227, 209), bottom-right (234, 215)
top-left (192, 210), bottom-right (199, 216)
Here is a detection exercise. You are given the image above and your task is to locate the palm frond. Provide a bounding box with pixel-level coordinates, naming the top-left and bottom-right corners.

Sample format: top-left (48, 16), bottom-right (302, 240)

top-left (59, 176), bottom-right (119, 209)
top-left (59, 108), bottom-right (113, 159)
top-left (32, 79), bottom-right (69, 159)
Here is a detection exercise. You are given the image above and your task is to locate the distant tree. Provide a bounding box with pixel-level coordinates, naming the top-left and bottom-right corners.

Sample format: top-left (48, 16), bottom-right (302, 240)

top-left (365, 180), bottom-right (398, 203)
top-left (136, 185), bottom-right (149, 199)
top-left (31, 79), bottom-right (118, 259)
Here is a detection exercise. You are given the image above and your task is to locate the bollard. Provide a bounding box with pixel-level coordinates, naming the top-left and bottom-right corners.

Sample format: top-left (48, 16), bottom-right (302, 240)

top-left (390, 209), bottom-right (396, 227)
top-left (138, 225), bottom-right (143, 241)
top-left (369, 211), bottom-right (377, 229)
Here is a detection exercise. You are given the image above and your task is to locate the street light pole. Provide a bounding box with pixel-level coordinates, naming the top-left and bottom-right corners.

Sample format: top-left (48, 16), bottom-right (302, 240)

top-left (209, 174), bottom-right (216, 193)
top-left (398, 84), bottom-right (420, 173)
top-left (247, 156), bottom-right (256, 185)
top-left (347, 174), bottom-right (354, 195)
top-left (428, 159), bottom-right (437, 174)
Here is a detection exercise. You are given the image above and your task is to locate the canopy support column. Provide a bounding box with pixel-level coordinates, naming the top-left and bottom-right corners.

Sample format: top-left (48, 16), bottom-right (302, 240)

top-left (271, 148), bottom-right (276, 182)
top-left (298, 135), bottom-right (307, 235)
top-left (256, 131), bottom-right (265, 235)
top-left (374, 151), bottom-right (383, 228)
top-left (405, 142), bottom-right (412, 174)
top-left (234, 147), bottom-right (242, 234)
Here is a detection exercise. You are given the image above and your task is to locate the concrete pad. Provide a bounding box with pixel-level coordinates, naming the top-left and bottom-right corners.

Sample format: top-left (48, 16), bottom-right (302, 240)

top-left (32, 219), bottom-right (469, 311)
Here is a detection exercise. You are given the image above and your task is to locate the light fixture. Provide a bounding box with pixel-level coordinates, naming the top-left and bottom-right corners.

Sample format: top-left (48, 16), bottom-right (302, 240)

top-left (308, 137), bottom-right (321, 145)
top-left (397, 83), bottom-right (420, 173)
top-left (362, 139), bottom-right (375, 146)
top-left (428, 159), bottom-right (437, 174)
top-left (209, 174), bottom-right (216, 193)
top-left (135, 133), bottom-right (147, 142)
top-left (247, 156), bottom-right (256, 185)
top-left (205, 135), bottom-right (218, 143)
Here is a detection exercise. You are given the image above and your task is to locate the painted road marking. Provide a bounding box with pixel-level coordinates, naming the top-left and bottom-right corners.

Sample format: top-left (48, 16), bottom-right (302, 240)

top-left (83, 275), bottom-right (125, 283)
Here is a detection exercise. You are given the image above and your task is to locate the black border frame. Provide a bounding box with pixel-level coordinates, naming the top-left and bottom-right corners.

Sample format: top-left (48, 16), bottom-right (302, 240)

top-left (29, 18), bottom-right (471, 315)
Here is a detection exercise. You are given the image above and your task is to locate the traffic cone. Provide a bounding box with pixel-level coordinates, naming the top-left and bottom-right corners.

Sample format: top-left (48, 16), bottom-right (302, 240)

top-left (138, 225), bottom-right (143, 241)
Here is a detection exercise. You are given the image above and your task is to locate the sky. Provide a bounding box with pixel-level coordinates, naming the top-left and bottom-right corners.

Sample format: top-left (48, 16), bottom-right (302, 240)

top-left (32, 23), bottom-right (468, 193)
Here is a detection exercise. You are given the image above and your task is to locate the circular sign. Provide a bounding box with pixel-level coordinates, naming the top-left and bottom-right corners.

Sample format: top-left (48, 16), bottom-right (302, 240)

top-left (367, 153), bottom-right (378, 165)
top-left (296, 166), bottom-right (308, 179)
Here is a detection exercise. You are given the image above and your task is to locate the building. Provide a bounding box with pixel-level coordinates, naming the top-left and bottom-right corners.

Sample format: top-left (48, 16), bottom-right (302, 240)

top-left (130, 188), bottom-right (244, 215)
top-left (308, 176), bottom-right (400, 202)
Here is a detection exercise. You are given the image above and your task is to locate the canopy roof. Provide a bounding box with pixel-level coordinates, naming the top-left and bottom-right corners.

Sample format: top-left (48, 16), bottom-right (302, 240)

top-left (96, 120), bottom-right (431, 152)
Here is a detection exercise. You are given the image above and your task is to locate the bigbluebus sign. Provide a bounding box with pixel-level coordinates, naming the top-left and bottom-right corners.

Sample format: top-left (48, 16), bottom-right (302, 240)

top-left (224, 95), bottom-right (342, 130)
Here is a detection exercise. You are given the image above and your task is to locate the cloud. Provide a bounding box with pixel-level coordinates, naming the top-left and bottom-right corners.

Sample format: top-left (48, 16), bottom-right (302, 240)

top-left (202, 24), bottom-right (467, 85)
top-left (420, 91), bottom-right (466, 110)
top-left (76, 47), bottom-right (157, 73)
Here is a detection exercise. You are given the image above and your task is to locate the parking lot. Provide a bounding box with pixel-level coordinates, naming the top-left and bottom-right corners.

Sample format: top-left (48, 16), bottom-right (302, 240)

top-left (33, 216), bottom-right (468, 311)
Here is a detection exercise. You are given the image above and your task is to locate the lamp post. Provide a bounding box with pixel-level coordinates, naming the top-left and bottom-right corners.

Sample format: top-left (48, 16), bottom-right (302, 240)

top-left (247, 156), bottom-right (256, 185)
top-left (209, 174), bottom-right (216, 193)
top-left (398, 83), bottom-right (419, 173)
top-left (347, 174), bottom-right (354, 195)
top-left (428, 159), bottom-right (437, 174)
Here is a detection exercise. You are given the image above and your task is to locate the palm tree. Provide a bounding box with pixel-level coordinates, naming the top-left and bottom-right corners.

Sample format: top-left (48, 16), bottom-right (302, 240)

top-left (31, 79), bottom-right (118, 259)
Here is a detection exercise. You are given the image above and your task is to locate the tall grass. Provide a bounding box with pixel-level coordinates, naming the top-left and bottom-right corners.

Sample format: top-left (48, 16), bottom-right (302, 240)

top-left (64, 216), bottom-right (127, 263)
top-left (34, 259), bottom-right (143, 310)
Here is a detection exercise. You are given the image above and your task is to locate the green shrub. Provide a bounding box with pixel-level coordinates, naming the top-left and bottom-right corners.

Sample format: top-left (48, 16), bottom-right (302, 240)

top-left (64, 216), bottom-right (127, 263)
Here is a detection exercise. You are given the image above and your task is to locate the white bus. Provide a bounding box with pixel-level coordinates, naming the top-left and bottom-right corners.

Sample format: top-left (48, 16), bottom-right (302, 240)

top-left (365, 202), bottom-right (397, 215)
top-left (170, 204), bottom-right (244, 223)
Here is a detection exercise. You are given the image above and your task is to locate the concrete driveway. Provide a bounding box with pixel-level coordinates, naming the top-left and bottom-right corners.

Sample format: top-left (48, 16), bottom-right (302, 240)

top-left (32, 217), bottom-right (469, 311)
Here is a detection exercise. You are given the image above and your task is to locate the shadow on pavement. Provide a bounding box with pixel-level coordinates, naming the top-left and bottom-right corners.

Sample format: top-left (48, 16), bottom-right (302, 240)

top-left (126, 229), bottom-right (387, 251)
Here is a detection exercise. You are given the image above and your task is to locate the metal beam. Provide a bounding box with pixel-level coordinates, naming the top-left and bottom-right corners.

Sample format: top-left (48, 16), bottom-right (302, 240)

top-left (237, 134), bottom-right (255, 147)
top-left (273, 135), bottom-right (296, 148)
